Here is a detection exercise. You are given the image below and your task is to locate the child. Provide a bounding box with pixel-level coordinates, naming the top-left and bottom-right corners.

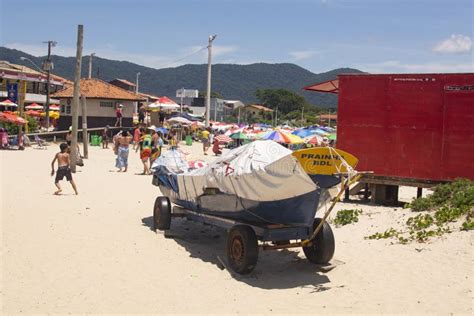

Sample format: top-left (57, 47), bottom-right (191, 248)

top-left (51, 143), bottom-right (78, 195)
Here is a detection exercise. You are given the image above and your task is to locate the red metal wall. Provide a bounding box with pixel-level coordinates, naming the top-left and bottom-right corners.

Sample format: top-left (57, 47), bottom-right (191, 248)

top-left (337, 73), bottom-right (474, 181)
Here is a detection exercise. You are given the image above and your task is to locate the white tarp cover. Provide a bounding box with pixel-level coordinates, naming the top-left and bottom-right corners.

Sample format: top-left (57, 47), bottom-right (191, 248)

top-left (152, 149), bottom-right (189, 173)
top-left (177, 140), bottom-right (317, 202)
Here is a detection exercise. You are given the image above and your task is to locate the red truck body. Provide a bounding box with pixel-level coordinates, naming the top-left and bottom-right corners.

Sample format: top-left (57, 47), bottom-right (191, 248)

top-left (336, 73), bottom-right (474, 182)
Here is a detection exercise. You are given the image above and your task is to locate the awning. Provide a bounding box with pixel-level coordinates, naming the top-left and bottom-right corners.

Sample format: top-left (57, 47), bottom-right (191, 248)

top-left (303, 79), bottom-right (339, 94)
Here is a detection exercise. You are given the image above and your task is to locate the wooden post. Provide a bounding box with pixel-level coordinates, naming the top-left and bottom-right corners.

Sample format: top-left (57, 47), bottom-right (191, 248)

top-left (70, 24), bottom-right (83, 173)
top-left (81, 94), bottom-right (88, 159)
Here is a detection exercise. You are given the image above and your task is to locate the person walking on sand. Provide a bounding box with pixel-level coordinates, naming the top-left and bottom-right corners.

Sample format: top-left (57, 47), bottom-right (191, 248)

top-left (133, 124), bottom-right (141, 150)
top-left (102, 125), bottom-right (110, 149)
top-left (136, 128), bottom-right (153, 175)
top-left (201, 128), bottom-right (210, 155)
top-left (115, 130), bottom-right (132, 172)
top-left (51, 143), bottom-right (78, 195)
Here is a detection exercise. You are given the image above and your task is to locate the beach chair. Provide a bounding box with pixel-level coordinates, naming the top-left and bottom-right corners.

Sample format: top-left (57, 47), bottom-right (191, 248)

top-left (34, 135), bottom-right (47, 149)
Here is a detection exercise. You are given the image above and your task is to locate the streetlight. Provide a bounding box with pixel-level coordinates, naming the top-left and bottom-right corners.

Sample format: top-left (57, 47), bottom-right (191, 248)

top-left (42, 40), bottom-right (57, 130)
top-left (135, 72), bottom-right (141, 114)
top-left (88, 53), bottom-right (95, 79)
top-left (205, 34), bottom-right (217, 127)
top-left (20, 56), bottom-right (44, 73)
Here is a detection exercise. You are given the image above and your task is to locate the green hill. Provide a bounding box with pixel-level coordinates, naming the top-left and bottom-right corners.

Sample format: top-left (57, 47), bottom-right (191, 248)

top-left (0, 46), bottom-right (362, 107)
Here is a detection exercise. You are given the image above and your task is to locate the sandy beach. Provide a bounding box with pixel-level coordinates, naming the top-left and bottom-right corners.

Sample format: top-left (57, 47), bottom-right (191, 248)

top-left (1, 141), bottom-right (473, 314)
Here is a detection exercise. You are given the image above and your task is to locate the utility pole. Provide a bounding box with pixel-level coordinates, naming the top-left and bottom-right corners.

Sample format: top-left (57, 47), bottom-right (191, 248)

top-left (275, 106), bottom-right (278, 127)
top-left (43, 40), bottom-right (57, 130)
top-left (301, 106), bottom-right (304, 126)
top-left (70, 25), bottom-right (83, 173)
top-left (237, 107), bottom-right (241, 125)
top-left (328, 109), bottom-right (331, 127)
top-left (135, 72), bottom-right (140, 114)
top-left (88, 53), bottom-right (95, 79)
top-left (81, 94), bottom-right (88, 159)
top-left (205, 34), bottom-right (217, 127)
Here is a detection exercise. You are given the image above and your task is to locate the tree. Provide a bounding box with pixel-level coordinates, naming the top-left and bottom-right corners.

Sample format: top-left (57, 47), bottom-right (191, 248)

top-left (255, 88), bottom-right (307, 114)
top-left (199, 90), bottom-right (223, 99)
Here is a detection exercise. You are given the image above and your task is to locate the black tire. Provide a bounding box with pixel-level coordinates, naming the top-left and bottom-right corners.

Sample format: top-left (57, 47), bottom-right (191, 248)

top-left (303, 218), bottom-right (335, 264)
top-left (227, 225), bottom-right (259, 274)
top-left (153, 196), bottom-right (171, 231)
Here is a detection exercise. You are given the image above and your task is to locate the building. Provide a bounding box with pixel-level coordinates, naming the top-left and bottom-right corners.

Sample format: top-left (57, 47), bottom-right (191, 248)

top-left (318, 113), bottom-right (337, 126)
top-left (108, 78), bottom-right (136, 92)
top-left (241, 104), bottom-right (273, 122)
top-left (0, 60), bottom-right (70, 107)
top-left (52, 78), bottom-right (145, 130)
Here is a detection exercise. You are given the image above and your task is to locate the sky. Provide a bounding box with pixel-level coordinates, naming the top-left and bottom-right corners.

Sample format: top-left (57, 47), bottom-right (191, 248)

top-left (0, 0), bottom-right (472, 74)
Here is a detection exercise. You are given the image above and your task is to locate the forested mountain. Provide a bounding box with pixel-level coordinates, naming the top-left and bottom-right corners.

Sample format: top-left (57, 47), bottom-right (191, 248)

top-left (0, 47), bottom-right (363, 107)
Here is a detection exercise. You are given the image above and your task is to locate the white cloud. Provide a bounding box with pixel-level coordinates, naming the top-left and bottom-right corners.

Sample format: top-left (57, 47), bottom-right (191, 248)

top-left (355, 60), bottom-right (474, 73)
top-left (213, 45), bottom-right (238, 56)
top-left (433, 34), bottom-right (472, 54)
top-left (289, 50), bottom-right (316, 61)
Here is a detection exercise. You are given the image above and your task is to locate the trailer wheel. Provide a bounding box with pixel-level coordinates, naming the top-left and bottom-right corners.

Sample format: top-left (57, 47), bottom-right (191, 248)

top-left (153, 196), bottom-right (171, 231)
top-left (303, 218), bottom-right (335, 264)
top-left (227, 225), bottom-right (258, 274)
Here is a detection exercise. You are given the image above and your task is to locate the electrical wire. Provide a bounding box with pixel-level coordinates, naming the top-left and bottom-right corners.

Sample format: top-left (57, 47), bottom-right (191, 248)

top-left (155, 46), bottom-right (208, 69)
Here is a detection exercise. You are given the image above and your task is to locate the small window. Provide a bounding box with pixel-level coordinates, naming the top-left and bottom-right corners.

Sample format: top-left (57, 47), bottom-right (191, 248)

top-left (66, 105), bottom-right (71, 114)
top-left (61, 105), bottom-right (65, 113)
top-left (100, 101), bottom-right (114, 108)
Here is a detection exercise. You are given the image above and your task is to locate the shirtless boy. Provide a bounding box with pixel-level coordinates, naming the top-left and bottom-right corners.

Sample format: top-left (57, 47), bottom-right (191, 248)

top-left (51, 143), bottom-right (78, 195)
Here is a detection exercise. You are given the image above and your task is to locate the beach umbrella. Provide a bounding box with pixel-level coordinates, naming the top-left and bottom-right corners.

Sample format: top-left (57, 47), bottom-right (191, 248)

top-left (305, 134), bottom-right (324, 146)
top-left (167, 116), bottom-right (192, 125)
top-left (25, 110), bottom-right (43, 117)
top-left (0, 99), bottom-right (18, 107)
top-left (0, 111), bottom-right (27, 125)
top-left (25, 103), bottom-right (43, 110)
top-left (328, 133), bottom-right (337, 141)
top-left (230, 131), bottom-right (248, 140)
top-left (147, 96), bottom-right (180, 110)
top-left (283, 133), bottom-right (304, 144)
top-left (215, 134), bottom-right (233, 143)
top-left (156, 127), bottom-right (168, 134)
top-left (49, 104), bottom-right (60, 111)
top-left (292, 128), bottom-right (317, 138)
top-left (258, 130), bottom-right (304, 144)
top-left (191, 121), bottom-right (205, 127)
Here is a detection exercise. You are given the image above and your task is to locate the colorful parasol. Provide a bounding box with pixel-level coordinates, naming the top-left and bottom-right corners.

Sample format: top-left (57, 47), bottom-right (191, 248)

top-left (230, 131), bottom-right (248, 140)
top-left (0, 99), bottom-right (18, 107)
top-left (214, 134), bottom-right (233, 143)
top-left (25, 103), bottom-right (43, 110)
top-left (49, 104), bottom-right (60, 111)
top-left (258, 130), bottom-right (304, 144)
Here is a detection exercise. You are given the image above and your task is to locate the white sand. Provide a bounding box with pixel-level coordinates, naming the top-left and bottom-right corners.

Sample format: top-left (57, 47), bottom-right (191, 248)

top-left (1, 141), bottom-right (473, 314)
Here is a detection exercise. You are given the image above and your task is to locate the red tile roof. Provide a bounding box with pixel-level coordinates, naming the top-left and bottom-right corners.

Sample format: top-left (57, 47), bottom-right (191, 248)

top-left (52, 78), bottom-right (145, 101)
top-left (110, 78), bottom-right (136, 87)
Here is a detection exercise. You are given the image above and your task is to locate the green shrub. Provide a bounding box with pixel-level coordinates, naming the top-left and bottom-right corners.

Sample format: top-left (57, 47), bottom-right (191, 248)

top-left (333, 209), bottom-right (362, 227)
top-left (406, 214), bottom-right (434, 230)
top-left (366, 228), bottom-right (400, 240)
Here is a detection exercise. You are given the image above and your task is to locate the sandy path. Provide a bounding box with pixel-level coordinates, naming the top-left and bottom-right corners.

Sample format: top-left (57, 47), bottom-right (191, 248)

top-left (1, 142), bottom-right (472, 314)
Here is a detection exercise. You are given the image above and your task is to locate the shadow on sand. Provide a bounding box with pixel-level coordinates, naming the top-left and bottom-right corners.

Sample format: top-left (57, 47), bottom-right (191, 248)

top-left (141, 216), bottom-right (331, 290)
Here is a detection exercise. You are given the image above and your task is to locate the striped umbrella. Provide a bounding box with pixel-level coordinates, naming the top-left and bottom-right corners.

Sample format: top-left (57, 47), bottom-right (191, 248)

top-left (214, 134), bottom-right (233, 143)
top-left (258, 130), bottom-right (304, 144)
top-left (25, 103), bottom-right (43, 110)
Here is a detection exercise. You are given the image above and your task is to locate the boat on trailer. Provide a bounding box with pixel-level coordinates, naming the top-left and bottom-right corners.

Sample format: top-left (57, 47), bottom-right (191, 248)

top-left (151, 140), bottom-right (359, 274)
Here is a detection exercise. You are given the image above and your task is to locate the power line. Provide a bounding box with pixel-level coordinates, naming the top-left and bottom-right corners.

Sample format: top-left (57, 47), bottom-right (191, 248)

top-left (155, 46), bottom-right (207, 69)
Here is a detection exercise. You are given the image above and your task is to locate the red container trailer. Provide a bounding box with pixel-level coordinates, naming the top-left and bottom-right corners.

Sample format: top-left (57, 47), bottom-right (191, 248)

top-left (304, 73), bottom-right (474, 203)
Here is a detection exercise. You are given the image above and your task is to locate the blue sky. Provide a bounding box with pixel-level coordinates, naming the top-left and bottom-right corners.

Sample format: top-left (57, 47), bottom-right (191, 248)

top-left (1, 0), bottom-right (472, 73)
